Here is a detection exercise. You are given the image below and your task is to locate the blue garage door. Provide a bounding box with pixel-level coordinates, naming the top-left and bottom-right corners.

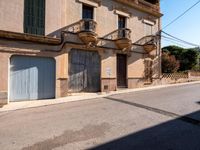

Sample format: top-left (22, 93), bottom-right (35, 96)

top-left (10, 56), bottom-right (55, 101)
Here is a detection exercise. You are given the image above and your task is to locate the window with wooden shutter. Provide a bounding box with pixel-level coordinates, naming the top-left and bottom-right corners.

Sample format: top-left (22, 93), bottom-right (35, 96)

top-left (24, 0), bottom-right (45, 35)
top-left (144, 23), bottom-right (153, 36)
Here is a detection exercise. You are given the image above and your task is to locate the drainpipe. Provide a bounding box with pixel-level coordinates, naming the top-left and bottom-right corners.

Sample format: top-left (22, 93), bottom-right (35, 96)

top-left (0, 30), bottom-right (70, 53)
top-left (0, 30), bottom-right (160, 55)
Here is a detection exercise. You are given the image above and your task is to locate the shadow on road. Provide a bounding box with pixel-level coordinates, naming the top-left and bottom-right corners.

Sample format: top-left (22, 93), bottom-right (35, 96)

top-left (89, 97), bottom-right (200, 150)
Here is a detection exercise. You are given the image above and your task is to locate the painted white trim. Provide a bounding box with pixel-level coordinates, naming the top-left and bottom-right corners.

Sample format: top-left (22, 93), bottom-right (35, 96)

top-left (7, 56), bottom-right (11, 104)
top-left (114, 10), bottom-right (131, 18)
top-left (78, 0), bottom-right (100, 7)
top-left (143, 19), bottom-right (155, 26)
top-left (93, 6), bottom-right (97, 21)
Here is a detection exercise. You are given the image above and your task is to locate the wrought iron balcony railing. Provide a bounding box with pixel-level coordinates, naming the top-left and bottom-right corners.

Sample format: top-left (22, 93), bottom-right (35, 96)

top-left (115, 28), bottom-right (132, 49)
top-left (115, 0), bottom-right (160, 14)
top-left (143, 0), bottom-right (159, 5)
top-left (78, 19), bottom-right (98, 45)
top-left (135, 35), bottom-right (158, 45)
top-left (79, 19), bottom-right (97, 33)
top-left (138, 0), bottom-right (160, 12)
top-left (117, 28), bottom-right (131, 40)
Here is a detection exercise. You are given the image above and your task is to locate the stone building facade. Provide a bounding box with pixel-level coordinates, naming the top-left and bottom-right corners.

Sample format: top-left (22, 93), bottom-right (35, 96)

top-left (0, 0), bottom-right (162, 104)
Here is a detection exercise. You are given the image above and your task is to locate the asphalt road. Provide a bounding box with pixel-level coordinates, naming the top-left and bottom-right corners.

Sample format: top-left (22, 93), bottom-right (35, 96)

top-left (1, 83), bottom-right (200, 150)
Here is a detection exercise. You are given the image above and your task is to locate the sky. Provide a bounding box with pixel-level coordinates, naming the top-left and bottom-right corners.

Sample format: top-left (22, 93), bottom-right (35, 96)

top-left (160, 0), bottom-right (200, 48)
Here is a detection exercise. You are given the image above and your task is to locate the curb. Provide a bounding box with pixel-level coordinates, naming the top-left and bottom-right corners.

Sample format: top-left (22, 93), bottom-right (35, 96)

top-left (1, 81), bottom-right (200, 113)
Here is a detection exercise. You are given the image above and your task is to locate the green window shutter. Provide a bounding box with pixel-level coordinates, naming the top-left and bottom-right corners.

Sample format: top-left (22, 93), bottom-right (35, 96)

top-left (24, 0), bottom-right (45, 35)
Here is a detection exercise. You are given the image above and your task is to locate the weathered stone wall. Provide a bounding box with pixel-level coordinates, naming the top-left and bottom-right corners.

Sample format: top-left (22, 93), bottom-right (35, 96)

top-left (0, 0), bottom-right (24, 33)
top-left (0, 0), bottom-right (160, 41)
top-left (0, 0), bottom-right (162, 104)
top-left (0, 0), bottom-right (65, 36)
top-left (63, 0), bottom-right (161, 80)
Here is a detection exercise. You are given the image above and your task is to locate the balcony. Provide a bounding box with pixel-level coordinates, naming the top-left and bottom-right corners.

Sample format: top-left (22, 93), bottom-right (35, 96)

top-left (138, 0), bottom-right (160, 12)
top-left (143, 0), bottom-right (159, 5)
top-left (115, 28), bottom-right (132, 49)
top-left (78, 19), bottom-right (98, 45)
top-left (143, 42), bottom-right (157, 53)
top-left (143, 36), bottom-right (157, 53)
top-left (133, 35), bottom-right (158, 54)
top-left (115, 0), bottom-right (161, 17)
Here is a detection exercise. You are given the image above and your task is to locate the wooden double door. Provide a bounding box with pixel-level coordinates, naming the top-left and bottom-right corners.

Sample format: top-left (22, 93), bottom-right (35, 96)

top-left (117, 54), bottom-right (127, 88)
top-left (69, 49), bottom-right (101, 92)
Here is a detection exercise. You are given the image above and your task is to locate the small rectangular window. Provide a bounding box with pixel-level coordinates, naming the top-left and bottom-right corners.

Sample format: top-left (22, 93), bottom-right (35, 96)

top-left (24, 0), bottom-right (45, 35)
top-left (118, 15), bottom-right (126, 29)
top-left (82, 5), bottom-right (94, 19)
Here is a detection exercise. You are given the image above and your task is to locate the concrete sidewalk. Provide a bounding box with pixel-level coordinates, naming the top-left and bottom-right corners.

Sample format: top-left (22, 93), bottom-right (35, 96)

top-left (1, 81), bottom-right (200, 112)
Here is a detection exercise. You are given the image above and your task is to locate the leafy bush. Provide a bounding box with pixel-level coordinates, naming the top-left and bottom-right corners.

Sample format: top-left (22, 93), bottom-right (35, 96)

top-left (162, 52), bottom-right (180, 73)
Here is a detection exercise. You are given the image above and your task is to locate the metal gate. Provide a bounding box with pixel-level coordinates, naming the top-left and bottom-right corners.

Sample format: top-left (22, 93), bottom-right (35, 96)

top-left (69, 49), bottom-right (101, 92)
top-left (10, 55), bottom-right (55, 101)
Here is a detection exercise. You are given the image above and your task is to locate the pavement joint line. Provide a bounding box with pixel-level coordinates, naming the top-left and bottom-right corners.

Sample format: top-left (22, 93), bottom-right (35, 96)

top-left (1, 81), bottom-right (200, 112)
top-left (105, 97), bottom-right (200, 127)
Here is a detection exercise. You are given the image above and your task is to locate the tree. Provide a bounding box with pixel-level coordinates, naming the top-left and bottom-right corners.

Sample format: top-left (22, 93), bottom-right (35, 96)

top-left (180, 49), bottom-right (199, 71)
top-left (162, 45), bottom-right (199, 71)
top-left (162, 52), bottom-right (180, 73)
